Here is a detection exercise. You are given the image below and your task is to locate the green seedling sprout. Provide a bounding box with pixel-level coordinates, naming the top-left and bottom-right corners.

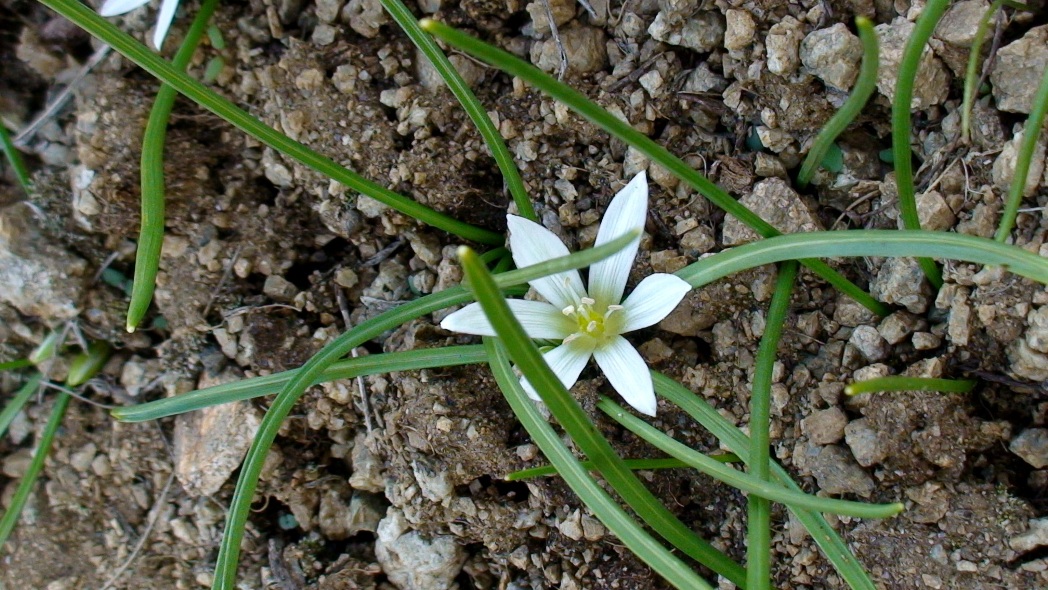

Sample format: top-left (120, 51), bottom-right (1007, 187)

top-left (126, 0), bottom-right (217, 332)
top-left (27, 331), bottom-right (62, 365)
top-left (418, 18), bottom-right (892, 317)
top-left (0, 389), bottom-right (70, 551)
top-left (995, 62), bottom-right (1048, 243)
top-left (202, 57), bottom-right (224, 83)
top-left (380, 0), bottom-right (535, 222)
top-left (746, 261), bottom-right (797, 589)
top-left (66, 341), bottom-right (112, 387)
top-left (797, 17), bottom-right (878, 188)
top-left (655, 374), bottom-right (879, 590)
top-left (40, 0), bottom-right (504, 251)
top-left (0, 359), bottom-right (32, 372)
top-left (597, 396), bottom-right (903, 520)
top-left (37, 1), bottom-right (1048, 587)
top-left (207, 231), bottom-right (643, 589)
top-left (464, 247), bottom-right (736, 589)
top-left (962, 0), bottom-right (1006, 142)
top-left (845, 376), bottom-right (978, 396)
top-left (112, 345), bottom-right (489, 421)
top-left (0, 122), bottom-right (32, 194)
top-left (206, 23), bottom-right (225, 50)
top-left (1, 337), bottom-right (110, 552)
top-left (508, 457), bottom-right (700, 480)
top-left (0, 374), bottom-right (43, 442)
top-left (891, 0), bottom-right (949, 288)
top-left (962, 1), bottom-right (1034, 142)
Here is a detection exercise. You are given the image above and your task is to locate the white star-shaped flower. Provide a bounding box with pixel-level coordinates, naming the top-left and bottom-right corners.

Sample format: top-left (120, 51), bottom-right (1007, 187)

top-left (99, 0), bottom-right (180, 50)
top-left (441, 172), bottom-right (692, 416)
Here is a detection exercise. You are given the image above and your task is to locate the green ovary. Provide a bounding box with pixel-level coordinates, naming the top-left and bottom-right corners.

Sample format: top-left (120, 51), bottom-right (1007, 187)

top-left (561, 297), bottom-right (624, 346)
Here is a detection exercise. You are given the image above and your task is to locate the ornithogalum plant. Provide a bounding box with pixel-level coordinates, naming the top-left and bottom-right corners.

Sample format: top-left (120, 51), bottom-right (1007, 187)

top-left (441, 172), bottom-right (691, 416)
top-left (99, 0), bottom-right (180, 49)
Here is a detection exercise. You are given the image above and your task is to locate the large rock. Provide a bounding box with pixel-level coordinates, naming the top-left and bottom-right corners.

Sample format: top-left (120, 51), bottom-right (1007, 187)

top-left (721, 178), bottom-right (823, 246)
top-left (801, 23), bottom-right (864, 91)
top-left (875, 18), bottom-right (950, 109)
top-left (376, 509), bottom-right (466, 590)
top-left (0, 205), bottom-right (86, 321)
top-left (990, 25), bottom-right (1048, 113)
top-left (174, 371), bottom-right (262, 496)
top-left (531, 26), bottom-right (607, 74)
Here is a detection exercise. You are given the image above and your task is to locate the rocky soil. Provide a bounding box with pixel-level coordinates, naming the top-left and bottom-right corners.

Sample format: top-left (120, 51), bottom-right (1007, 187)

top-left (2, 0), bottom-right (1048, 588)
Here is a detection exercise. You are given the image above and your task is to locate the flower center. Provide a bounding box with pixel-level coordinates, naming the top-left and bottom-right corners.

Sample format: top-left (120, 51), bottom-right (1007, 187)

top-left (561, 297), bottom-right (624, 345)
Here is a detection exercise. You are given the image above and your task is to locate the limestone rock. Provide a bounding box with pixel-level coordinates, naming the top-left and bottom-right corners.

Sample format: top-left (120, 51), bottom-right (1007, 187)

top-left (376, 509), bottom-right (466, 590)
top-left (935, 0), bottom-right (988, 47)
top-left (766, 17), bottom-right (804, 76)
top-left (990, 25), bottom-right (1048, 113)
top-left (0, 205), bottom-right (86, 321)
top-left (648, 9), bottom-right (724, 53)
top-left (800, 23), bottom-right (864, 91)
top-left (992, 128), bottom-right (1046, 198)
top-left (1010, 428), bottom-right (1048, 469)
top-left (801, 407), bottom-right (848, 445)
top-left (721, 178), bottom-right (823, 246)
top-left (875, 18), bottom-right (950, 109)
top-left (870, 257), bottom-right (932, 314)
top-left (531, 26), bottom-right (607, 74)
top-left (174, 396), bottom-right (261, 496)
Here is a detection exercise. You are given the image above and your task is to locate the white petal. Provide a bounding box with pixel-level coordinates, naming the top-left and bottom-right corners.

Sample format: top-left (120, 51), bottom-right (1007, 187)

top-left (441, 300), bottom-right (577, 339)
top-left (620, 273), bottom-right (692, 332)
top-left (151, 0), bottom-right (180, 49)
top-left (589, 172), bottom-right (647, 306)
top-left (507, 215), bottom-right (586, 309)
top-left (99, 0), bottom-right (150, 16)
top-left (593, 336), bottom-right (657, 416)
top-left (440, 302), bottom-right (498, 336)
top-left (520, 340), bottom-right (594, 401)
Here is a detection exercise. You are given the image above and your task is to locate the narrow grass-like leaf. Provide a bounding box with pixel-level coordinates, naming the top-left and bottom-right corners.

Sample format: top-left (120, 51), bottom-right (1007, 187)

top-left (420, 18), bottom-right (890, 317)
top-left (674, 230), bottom-right (1048, 289)
top-left (126, 0), bottom-right (217, 332)
top-left (891, 0), bottom-right (949, 288)
top-left (747, 261), bottom-right (797, 590)
top-left (995, 62), bottom-right (1048, 242)
top-left (0, 392), bottom-right (70, 552)
top-left (797, 18), bottom-right (878, 187)
top-left (0, 359), bottom-right (32, 372)
top-left (380, 0), bottom-right (535, 222)
top-left (845, 376), bottom-right (977, 396)
top-left (112, 345), bottom-right (488, 421)
top-left (38, 0), bottom-right (503, 246)
top-left (962, 0), bottom-right (1005, 142)
top-left (463, 247), bottom-right (732, 588)
top-left (209, 231), bottom-right (638, 589)
top-left (597, 397), bottom-right (902, 519)
top-left (654, 374), bottom-right (878, 590)
top-left (485, 340), bottom-right (715, 590)
top-left (508, 457), bottom-right (698, 480)
top-left (0, 373), bottom-right (42, 439)
top-left (961, 1), bottom-right (1035, 141)
top-left (118, 235), bottom-right (630, 423)
top-left (0, 123), bottom-right (31, 194)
